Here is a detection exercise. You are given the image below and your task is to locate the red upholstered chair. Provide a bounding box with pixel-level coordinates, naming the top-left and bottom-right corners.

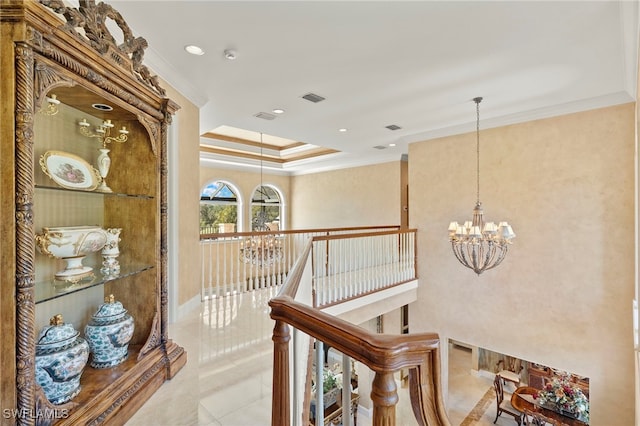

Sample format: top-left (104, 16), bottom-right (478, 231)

top-left (493, 374), bottom-right (522, 425)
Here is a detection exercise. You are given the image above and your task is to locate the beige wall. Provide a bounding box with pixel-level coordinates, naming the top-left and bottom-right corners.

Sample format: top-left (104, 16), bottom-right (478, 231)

top-left (409, 103), bottom-right (635, 424)
top-left (290, 161), bottom-right (402, 229)
top-left (635, 15), bottom-right (640, 425)
top-left (162, 80), bottom-right (202, 306)
top-left (200, 166), bottom-right (291, 231)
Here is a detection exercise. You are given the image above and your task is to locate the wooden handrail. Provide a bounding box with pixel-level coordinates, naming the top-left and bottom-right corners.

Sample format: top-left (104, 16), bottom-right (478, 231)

top-left (200, 224), bottom-right (400, 240)
top-left (311, 228), bottom-right (416, 242)
top-left (270, 295), bottom-right (440, 372)
top-left (269, 232), bottom-right (451, 426)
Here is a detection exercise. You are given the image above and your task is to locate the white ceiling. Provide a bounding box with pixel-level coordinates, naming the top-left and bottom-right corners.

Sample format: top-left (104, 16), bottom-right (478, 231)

top-left (108, 0), bottom-right (639, 175)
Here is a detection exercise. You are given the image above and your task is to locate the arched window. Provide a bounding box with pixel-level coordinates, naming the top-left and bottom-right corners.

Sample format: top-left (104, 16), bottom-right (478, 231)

top-left (200, 181), bottom-right (240, 234)
top-left (250, 185), bottom-right (282, 231)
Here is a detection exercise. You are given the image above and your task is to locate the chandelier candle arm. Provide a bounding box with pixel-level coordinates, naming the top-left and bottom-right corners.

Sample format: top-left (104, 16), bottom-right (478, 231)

top-left (42, 94), bottom-right (60, 115)
top-left (447, 97), bottom-right (515, 275)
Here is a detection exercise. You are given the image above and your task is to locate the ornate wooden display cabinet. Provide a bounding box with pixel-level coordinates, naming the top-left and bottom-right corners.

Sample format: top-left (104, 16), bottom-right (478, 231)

top-left (0, 1), bottom-right (186, 424)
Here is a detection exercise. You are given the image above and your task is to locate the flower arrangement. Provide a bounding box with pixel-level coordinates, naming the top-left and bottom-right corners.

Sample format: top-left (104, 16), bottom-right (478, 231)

top-left (310, 366), bottom-right (344, 410)
top-left (312, 366), bottom-right (343, 394)
top-left (535, 375), bottom-right (589, 421)
top-left (322, 369), bottom-right (338, 393)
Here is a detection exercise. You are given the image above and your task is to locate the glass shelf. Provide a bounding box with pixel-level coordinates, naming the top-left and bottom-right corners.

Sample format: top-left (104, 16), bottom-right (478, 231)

top-left (35, 262), bottom-right (154, 304)
top-left (35, 184), bottom-right (154, 199)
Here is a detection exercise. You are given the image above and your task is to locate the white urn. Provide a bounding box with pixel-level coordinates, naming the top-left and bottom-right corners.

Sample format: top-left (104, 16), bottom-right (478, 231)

top-left (96, 148), bottom-right (112, 193)
top-left (101, 227), bottom-right (122, 275)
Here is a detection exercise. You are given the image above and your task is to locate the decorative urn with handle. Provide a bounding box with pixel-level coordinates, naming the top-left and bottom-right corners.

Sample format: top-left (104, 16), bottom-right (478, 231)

top-left (35, 225), bottom-right (108, 282)
top-left (35, 314), bottom-right (90, 404)
top-left (100, 227), bottom-right (122, 275)
top-left (85, 294), bottom-right (134, 368)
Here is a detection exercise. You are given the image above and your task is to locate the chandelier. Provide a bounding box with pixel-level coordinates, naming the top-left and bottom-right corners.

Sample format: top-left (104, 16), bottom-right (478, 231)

top-left (447, 97), bottom-right (515, 275)
top-left (239, 133), bottom-right (283, 267)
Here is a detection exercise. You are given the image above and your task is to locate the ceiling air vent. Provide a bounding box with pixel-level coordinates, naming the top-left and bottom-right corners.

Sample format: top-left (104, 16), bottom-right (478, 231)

top-left (301, 93), bottom-right (326, 103)
top-left (373, 145), bottom-right (387, 150)
top-left (254, 112), bottom-right (276, 120)
top-left (385, 124), bottom-right (402, 131)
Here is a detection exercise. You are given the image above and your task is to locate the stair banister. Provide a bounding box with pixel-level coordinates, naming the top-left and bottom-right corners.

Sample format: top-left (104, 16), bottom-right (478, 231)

top-left (269, 239), bottom-right (451, 426)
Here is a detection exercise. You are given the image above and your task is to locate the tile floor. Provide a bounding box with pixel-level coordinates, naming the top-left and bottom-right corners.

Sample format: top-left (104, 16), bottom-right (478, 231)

top-left (126, 288), bottom-right (516, 426)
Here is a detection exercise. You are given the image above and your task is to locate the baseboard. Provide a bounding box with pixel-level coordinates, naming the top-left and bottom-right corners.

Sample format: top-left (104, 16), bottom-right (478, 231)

top-left (357, 404), bottom-right (372, 420)
top-left (176, 294), bottom-right (201, 321)
top-left (477, 369), bottom-right (496, 380)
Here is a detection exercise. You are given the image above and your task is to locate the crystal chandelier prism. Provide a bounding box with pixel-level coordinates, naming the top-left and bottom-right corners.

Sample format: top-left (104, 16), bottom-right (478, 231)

top-left (447, 97), bottom-right (515, 275)
top-left (239, 133), bottom-right (283, 267)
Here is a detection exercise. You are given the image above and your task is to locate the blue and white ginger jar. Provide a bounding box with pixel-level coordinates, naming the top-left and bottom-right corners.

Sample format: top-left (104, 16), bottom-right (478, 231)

top-left (85, 294), bottom-right (134, 368)
top-left (35, 314), bottom-right (89, 404)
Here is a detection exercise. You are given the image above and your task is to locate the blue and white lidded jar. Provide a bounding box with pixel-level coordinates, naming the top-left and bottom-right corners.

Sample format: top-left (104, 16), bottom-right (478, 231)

top-left (84, 294), bottom-right (134, 369)
top-left (35, 314), bottom-right (90, 404)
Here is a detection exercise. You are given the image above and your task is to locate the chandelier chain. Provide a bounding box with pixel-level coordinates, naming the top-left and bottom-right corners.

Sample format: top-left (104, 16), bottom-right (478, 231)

top-left (260, 132), bottom-right (264, 201)
top-left (474, 97), bottom-right (482, 205)
top-left (240, 131), bottom-right (283, 267)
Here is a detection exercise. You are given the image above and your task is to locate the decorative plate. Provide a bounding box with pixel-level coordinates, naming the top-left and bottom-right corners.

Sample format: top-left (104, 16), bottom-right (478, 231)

top-left (40, 151), bottom-right (101, 191)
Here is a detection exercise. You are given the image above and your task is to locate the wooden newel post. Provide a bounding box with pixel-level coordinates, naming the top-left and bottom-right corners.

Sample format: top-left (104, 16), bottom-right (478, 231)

top-left (371, 371), bottom-right (399, 426)
top-left (272, 319), bottom-right (291, 426)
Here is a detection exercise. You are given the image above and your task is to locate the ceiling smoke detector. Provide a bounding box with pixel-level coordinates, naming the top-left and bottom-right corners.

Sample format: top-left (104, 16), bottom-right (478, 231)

top-left (301, 93), bottom-right (326, 103)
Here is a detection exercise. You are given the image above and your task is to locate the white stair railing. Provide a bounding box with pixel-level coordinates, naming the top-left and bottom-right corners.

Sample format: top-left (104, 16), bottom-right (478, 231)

top-left (312, 229), bottom-right (417, 307)
top-left (200, 226), bottom-right (400, 300)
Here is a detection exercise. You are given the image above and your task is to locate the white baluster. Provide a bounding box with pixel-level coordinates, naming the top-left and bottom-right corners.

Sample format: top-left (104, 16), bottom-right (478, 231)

top-left (215, 240), bottom-right (220, 298)
top-left (315, 340), bottom-right (325, 425)
top-left (225, 239), bottom-right (229, 294)
top-left (351, 238), bottom-right (356, 298)
top-left (339, 238), bottom-right (344, 301)
top-left (233, 237), bottom-right (239, 295)
top-left (342, 352), bottom-right (352, 426)
top-left (328, 240), bottom-right (334, 304)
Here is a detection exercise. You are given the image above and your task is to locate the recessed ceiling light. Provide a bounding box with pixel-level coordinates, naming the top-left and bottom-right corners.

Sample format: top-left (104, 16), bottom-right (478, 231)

top-left (92, 103), bottom-right (113, 111)
top-left (224, 49), bottom-right (237, 60)
top-left (272, 108), bottom-right (285, 114)
top-left (389, 143), bottom-right (396, 147)
top-left (338, 128), bottom-right (348, 132)
top-left (185, 45), bottom-right (205, 56)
